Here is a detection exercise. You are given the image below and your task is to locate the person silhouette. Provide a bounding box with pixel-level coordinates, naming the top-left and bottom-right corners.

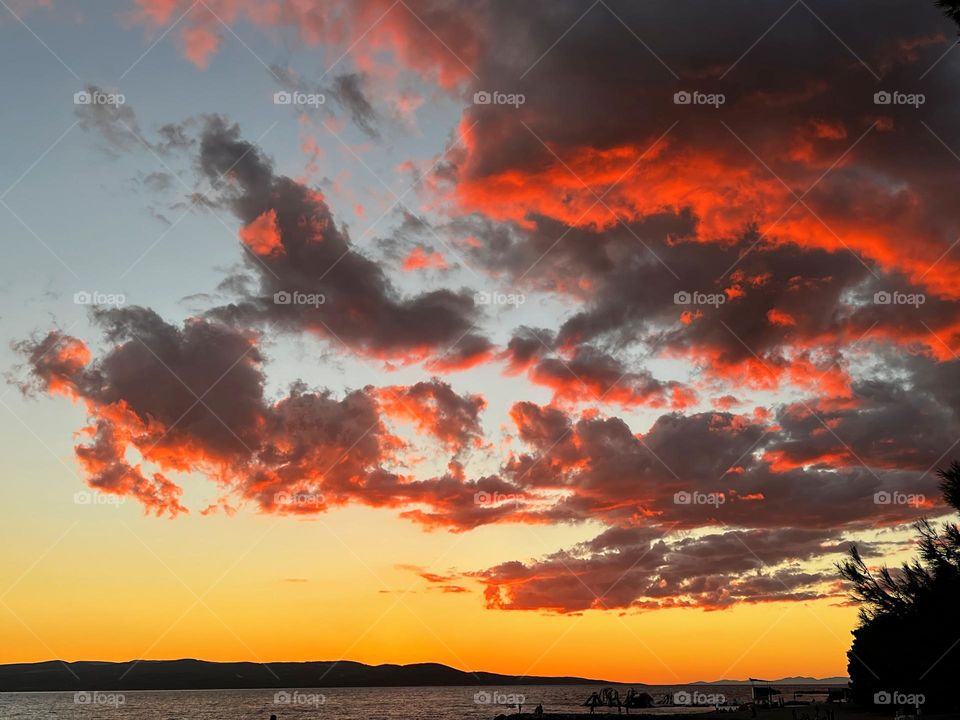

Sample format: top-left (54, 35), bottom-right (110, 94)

top-left (584, 691), bottom-right (601, 714)
top-left (534, 703), bottom-right (543, 717)
top-left (611, 688), bottom-right (621, 713)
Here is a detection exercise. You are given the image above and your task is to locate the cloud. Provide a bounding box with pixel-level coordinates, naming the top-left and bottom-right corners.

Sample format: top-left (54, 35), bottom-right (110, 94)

top-left (402, 246), bottom-right (448, 272)
top-left (501, 396), bottom-right (947, 531)
top-left (74, 84), bottom-right (142, 153)
top-left (477, 526), bottom-right (847, 613)
top-left (75, 88), bottom-right (196, 156)
top-left (19, 0), bottom-right (960, 617)
top-left (523, 344), bottom-right (697, 410)
top-left (13, 309), bottom-right (500, 521)
top-left (195, 116), bottom-right (491, 366)
top-left (374, 379), bottom-right (486, 455)
top-left (397, 564), bottom-right (470, 593)
top-left (330, 73), bottom-right (380, 139)
top-left (129, 0), bottom-right (487, 88)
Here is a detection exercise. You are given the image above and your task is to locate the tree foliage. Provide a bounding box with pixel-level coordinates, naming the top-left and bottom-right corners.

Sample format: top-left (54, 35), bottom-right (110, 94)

top-left (937, 0), bottom-right (960, 29)
top-left (838, 462), bottom-right (960, 709)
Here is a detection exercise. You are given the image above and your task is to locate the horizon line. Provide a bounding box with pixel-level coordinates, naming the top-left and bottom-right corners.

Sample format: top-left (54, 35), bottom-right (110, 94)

top-left (0, 657), bottom-right (850, 686)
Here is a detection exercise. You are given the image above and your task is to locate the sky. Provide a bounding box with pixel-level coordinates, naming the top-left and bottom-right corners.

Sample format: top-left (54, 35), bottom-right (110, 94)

top-left (1, 0), bottom-right (959, 684)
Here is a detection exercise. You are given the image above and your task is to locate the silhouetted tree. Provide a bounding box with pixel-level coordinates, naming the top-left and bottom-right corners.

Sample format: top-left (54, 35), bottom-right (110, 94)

top-left (838, 462), bottom-right (960, 710)
top-left (937, 0), bottom-right (960, 31)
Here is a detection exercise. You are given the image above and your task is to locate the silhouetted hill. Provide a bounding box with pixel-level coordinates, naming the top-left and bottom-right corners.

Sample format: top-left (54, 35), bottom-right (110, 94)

top-left (690, 676), bottom-right (848, 686)
top-left (0, 660), bottom-right (849, 692)
top-left (0, 659), bottom-right (607, 692)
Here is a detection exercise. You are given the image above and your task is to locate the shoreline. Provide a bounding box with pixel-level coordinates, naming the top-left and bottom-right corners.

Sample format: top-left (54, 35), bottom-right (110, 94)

top-left (495, 711), bottom-right (933, 720)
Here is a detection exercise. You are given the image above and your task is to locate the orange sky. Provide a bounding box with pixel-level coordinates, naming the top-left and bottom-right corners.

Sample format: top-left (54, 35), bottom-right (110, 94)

top-left (3, 0), bottom-right (958, 684)
top-left (0, 496), bottom-right (862, 681)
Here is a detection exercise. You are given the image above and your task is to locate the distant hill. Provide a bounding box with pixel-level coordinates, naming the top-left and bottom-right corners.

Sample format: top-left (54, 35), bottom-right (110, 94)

top-left (0, 659), bottom-right (849, 692)
top-left (0, 659), bottom-right (607, 692)
top-left (691, 676), bottom-right (849, 686)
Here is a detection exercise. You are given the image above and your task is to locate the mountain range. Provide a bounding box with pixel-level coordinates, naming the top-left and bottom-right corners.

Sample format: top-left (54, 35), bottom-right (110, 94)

top-left (0, 660), bottom-right (847, 692)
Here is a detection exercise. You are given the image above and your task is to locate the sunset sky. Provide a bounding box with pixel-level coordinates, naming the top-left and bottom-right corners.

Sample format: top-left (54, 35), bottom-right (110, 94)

top-left (2, 0), bottom-right (960, 684)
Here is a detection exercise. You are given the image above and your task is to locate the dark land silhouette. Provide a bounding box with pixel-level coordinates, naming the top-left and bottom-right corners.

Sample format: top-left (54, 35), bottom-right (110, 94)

top-left (0, 659), bottom-right (847, 693)
top-left (0, 659), bottom-right (607, 692)
top-left (840, 461), bottom-right (960, 712)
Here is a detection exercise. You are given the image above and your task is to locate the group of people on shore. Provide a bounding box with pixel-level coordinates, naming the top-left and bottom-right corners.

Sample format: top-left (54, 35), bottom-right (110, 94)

top-left (583, 687), bottom-right (650, 713)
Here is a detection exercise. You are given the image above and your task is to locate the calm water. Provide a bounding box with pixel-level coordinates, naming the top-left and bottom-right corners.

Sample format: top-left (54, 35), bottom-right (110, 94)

top-left (0, 684), bottom-right (840, 719)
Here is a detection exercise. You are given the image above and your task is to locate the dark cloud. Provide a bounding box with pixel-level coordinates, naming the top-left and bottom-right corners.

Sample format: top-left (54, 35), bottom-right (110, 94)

top-left (22, 0), bottom-right (960, 618)
top-left (269, 64), bottom-right (380, 138)
top-left (477, 526), bottom-right (846, 612)
top-left (75, 89), bottom-right (196, 156)
top-left (330, 72), bottom-right (380, 139)
top-left (524, 344), bottom-right (697, 409)
top-left (141, 171), bottom-right (174, 193)
top-left (196, 116), bottom-right (491, 365)
top-left (427, 0), bottom-right (960, 396)
top-left (465, 213), bottom-right (960, 399)
top-left (501, 391), bottom-right (948, 531)
top-left (12, 310), bottom-right (501, 522)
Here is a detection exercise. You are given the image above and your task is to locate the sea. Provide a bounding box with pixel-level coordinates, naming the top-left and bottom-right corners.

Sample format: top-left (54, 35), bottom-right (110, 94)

top-left (0, 684), bottom-right (843, 719)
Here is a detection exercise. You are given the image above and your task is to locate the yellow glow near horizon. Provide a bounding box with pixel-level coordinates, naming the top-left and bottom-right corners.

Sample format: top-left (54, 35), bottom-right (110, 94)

top-left (0, 495), bottom-right (862, 682)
